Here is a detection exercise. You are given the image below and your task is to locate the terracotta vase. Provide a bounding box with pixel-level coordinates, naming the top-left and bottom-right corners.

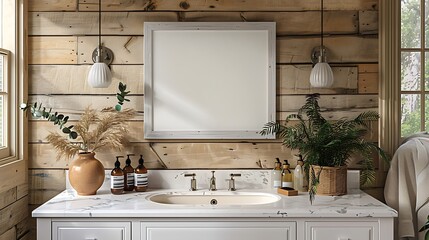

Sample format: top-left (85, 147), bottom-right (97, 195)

top-left (69, 152), bottom-right (105, 195)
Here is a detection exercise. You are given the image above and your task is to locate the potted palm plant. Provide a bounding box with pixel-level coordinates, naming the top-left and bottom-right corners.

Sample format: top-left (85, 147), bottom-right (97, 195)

top-left (261, 94), bottom-right (388, 204)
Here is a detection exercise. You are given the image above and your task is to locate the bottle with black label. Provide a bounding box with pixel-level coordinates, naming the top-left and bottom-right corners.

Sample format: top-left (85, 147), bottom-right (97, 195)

top-left (111, 156), bottom-right (124, 195)
top-left (123, 154), bottom-right (135, 191)
top-left (134, 155), bottom-right (148, 192)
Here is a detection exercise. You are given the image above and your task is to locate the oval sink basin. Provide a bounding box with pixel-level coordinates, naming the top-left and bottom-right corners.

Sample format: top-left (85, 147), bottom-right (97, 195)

top-left (148, 192), bottom-right (281, 206)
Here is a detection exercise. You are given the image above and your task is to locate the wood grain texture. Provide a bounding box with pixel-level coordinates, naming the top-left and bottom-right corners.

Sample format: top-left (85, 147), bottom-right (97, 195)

top-left (0, 160), bottom-right (26, 193)
top-left (29, 143), bottom-right (164, 169)
top-left (278, 65), bottom-right (358, 94)
top-left (29, 0), bottom-right (77, 11)
top-left (28, 95), bottom-right (143, 120)
top-left (29, 65), bottom-right (143, 94)
top-left (0, 187), bottom-right (17, 210)
top-left (78, 36), bottom-right (143, 64)
top-left (0, 197), bottom-right (28, 236)
top-left (359, 10), bottom-right (378, 35)
top-left (29, 37), bottom-right (77, 64)
top-left (358, 64), bottom-right (379, 94)
top-left (0, 227), bottom-right (15, 240)
top-left (78, 0), bottom-right (378, 11)
top-left (29, 170), bottom-right (65, 205)
top-left (277, 35), bottom-right (378, 64)
top-left (29, 12), bottom-right (178, 36)
top-left (17, 184), bottom-right (29, 199)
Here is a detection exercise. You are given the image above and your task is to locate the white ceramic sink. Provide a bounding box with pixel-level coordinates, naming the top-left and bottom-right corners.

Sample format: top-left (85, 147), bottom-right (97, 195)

top-left (148, 192), bottom-right (281, 206)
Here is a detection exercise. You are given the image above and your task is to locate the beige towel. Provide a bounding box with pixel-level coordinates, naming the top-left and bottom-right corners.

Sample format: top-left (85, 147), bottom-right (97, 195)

top-left (385, 136), bottom-right (429, 239)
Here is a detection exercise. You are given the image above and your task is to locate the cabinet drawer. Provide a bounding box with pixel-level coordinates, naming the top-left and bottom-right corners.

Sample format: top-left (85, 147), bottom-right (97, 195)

top-left (52, 221), bottom-right (131, 240)
top-left (305, 221), bottom-right (378, 240)
top-left (141, 221), bottom-right (296, 240)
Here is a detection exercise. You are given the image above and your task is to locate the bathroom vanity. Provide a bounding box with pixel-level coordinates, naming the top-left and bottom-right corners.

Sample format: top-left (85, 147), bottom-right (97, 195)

top-left (32, 170), bottom-right (397, 240)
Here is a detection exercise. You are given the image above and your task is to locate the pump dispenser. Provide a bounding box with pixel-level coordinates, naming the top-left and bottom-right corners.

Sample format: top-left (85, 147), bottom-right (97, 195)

top-left (281, 160), bottom-right (293, 188)
top-left (272, 158), bottom-right (282, 188)
top-left (123, 154), bottom-right (135, 191)
top-left (111, 156), bottom-right (124, 195)
top-left (294, 155), bottom-right (305, 192)
top-left (134, 155), bottom-right (148, 192)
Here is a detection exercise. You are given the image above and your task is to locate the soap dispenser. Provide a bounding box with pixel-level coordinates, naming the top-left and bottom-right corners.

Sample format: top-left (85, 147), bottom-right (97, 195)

top-left (294, 155), bottom-right (305, 192)
top-left (272, 158), bottom-right (282, 188)
top-left (134, 155), bottom-right (148, 192)
top-left (123, 154), bottom-right (135, 191)
top-left (111, 156), bottom-right (124, 195)
top-left (281, 160), bottom-right (293, 188)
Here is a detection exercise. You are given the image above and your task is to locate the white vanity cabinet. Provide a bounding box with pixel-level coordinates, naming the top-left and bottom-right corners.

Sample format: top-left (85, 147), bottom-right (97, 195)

top-left (51, 221), bottom-right (131, 240)
top-left (305, 221), bottom-right (379, 240)
top-left (141, 221), bottom-right (296, 240)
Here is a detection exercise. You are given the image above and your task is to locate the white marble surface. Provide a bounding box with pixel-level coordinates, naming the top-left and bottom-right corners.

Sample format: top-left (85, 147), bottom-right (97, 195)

top-left (34, 170), bottom-right (396, 219)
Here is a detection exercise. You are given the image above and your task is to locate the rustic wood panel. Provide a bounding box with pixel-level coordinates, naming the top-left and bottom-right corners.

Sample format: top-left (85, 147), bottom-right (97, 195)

top-left (78, 0), bottom-right (378, 11)
top-left (358, 64), bottom-right (379, 94)
top-left (29, 65), bottom-right (143, 95)
top-left (29, 37), bottom-right (77, 64)
top-left (278, 65), bottom-right (358, 94)
top-left (29, 0), bottom-right (77, 11)
top-left (29, 170), bottom-right (65, 205)
top-left (277, 35), bottom-right (378, 63)
top-left (0, 161), bottom-right (26, 193)
top-left (29, 143), bottom-right (164, 169)
top-left (0, 227), bottom-right (15, 240)
top-left (16, 218), bottom-right (31, 240)
top-left (359, 10), bottom-right (378, 35)
top-left (78, 36), bottom-right (143, 64)
top-left (278, 94), bottom-right (378, 112)
top-left (28, 95), bottom-right (144, 120)
top-left (278, 108), bottom-right (379, 121)
top-left (29, 35), bottom-right (377, 65)
top-left (0, 187), bottom-right (17, 210)
top-left (17, 184), bottom-right (29, 200)
top-left (29, 12), bottom-right (178, 36)
top-left (0, 197), bottom-right (28, 236)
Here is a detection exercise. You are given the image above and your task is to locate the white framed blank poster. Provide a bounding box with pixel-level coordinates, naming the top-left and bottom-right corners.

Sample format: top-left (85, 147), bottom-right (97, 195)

top-left (144, 22), bottom-right (276, 139)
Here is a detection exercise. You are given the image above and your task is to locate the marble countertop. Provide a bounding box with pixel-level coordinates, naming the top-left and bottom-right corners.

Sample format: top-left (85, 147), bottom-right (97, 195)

top-left (32, 188), bottom-right (398, 219)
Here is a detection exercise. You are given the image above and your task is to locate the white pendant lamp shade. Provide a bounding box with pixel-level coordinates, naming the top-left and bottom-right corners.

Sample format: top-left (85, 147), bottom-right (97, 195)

top-left (310, 62), bottom-right (334, 88)
top-left (87, 62), bottom-right (112, 88)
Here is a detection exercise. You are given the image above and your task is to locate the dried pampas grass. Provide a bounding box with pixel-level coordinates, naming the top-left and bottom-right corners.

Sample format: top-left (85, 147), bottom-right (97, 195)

top-left (47, 107), bottom-right (136, 160)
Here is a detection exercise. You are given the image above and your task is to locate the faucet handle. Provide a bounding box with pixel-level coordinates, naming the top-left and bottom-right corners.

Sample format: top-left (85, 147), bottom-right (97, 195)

top-left (228, 173), bottom-right (241, 191)
top-left (184, 173), bottom-right (197, 191)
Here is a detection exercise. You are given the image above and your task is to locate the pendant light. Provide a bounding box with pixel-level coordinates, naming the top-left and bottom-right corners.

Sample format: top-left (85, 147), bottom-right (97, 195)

top-left (87, 0), bottom-right (114, 88)
top-left (309, 0), bottom-right (334, 88)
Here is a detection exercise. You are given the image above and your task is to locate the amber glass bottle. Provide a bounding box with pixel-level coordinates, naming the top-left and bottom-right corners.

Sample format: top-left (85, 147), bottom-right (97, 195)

top-left (123, 154), bottom-right (135, 191)
top-left (111, 156), bottom-right (124, 195)
top-left (281, 160), bottom-right (293, 188)
top-left (134, 155), bottom-right (148, 192)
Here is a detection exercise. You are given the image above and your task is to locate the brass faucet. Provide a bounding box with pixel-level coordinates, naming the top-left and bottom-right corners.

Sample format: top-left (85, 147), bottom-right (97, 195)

top-left (209, 171), bottom-right (216, 191)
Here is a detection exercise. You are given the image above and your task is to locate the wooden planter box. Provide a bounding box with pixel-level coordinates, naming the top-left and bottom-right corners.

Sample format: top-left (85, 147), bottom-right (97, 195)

top-left (310, 165), bottom-right (347, 196)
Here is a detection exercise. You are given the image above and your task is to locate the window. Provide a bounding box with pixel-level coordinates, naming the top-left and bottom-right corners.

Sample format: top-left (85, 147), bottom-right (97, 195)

top-left (0, 0), bottom-right (25, 164)
top-left (400, 0), bottom-right (429, 137)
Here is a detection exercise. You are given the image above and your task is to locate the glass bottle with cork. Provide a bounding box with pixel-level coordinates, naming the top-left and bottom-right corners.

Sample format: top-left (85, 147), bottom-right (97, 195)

top-left (272, 158), bottom-right (282, 188)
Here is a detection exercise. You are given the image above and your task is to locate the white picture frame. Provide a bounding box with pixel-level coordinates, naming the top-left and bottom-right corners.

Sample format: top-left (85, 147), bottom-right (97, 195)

top-left (144, 22), bottom-right (276, 139)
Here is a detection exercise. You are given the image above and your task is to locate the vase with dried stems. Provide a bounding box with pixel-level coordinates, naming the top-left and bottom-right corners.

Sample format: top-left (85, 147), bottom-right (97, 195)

top-left (21, 82), bottom-right (135, 195)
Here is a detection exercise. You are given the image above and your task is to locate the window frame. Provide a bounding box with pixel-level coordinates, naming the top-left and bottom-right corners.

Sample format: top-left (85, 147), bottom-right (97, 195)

top-left (0, 48), bottom-right (11, 159)
top-left (0, 0), bottom-right (27, 165)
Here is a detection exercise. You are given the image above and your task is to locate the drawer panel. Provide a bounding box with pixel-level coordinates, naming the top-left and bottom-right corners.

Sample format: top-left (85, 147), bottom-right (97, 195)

top-left (52, 221), bottom-right (131, 240)
top-left (141, 221), bottom-right (296, 240)
top-left (305, 221), bottom-right (379, 240)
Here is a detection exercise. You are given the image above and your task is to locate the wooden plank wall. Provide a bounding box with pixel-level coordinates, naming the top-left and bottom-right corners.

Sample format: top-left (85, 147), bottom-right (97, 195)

top-left (27, 0), bottom-right (383, 228)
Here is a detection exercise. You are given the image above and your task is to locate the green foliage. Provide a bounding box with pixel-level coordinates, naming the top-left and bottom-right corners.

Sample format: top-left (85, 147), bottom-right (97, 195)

top-left (115, 82), bottom-right (131, 111)
top-left (260, 94), bottom-right (389, 203)
top-left (21, 82), bottom-right (131, 140)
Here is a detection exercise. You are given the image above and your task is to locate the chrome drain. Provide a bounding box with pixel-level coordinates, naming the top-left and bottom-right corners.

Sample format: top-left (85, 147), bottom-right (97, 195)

top-left (210, 199), bottom-right (218, 205)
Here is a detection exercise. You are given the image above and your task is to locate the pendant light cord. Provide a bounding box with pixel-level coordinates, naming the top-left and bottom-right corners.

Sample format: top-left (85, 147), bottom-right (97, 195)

top-left (320, 0), bottom-right (324, 48)
top-left (98, 0), bottom-right (101, 47)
